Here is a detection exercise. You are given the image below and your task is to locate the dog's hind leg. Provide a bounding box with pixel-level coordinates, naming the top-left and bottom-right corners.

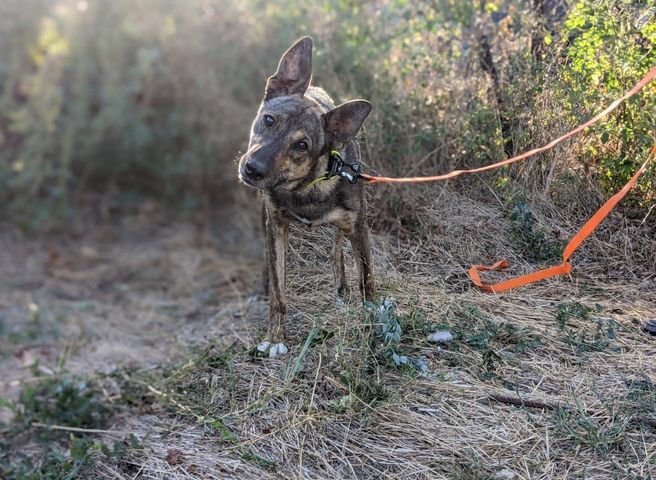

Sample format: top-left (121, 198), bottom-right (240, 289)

top-left (332, 227), bottom-right (349, 301)
top-left (347, 220), bottom-right (376, 302)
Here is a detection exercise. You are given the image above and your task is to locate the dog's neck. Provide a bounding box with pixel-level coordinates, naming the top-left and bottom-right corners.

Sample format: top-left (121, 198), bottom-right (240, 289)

top-left (275, 150), bottom-right (336, 193)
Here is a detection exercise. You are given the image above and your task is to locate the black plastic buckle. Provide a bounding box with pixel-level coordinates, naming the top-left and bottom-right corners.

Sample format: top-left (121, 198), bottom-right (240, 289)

top-left (328, 150), bottom-right (361, 184)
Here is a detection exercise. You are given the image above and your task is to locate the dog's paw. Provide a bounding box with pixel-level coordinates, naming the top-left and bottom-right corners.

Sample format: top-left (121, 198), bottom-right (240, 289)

top-left (269, 342), bottom-right (288, 357)
top-left (256, 341), bottom-right (271, 353)
top-left (256, 341), bottom-right (289, 358)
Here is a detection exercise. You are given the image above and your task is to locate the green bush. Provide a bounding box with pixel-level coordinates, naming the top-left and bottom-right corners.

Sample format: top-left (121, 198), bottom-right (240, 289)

top-left (0, 0), bottom-right (653, 229)
top-left (557, 0), bottom-right (656, 199)
top-left (0, 0), bottom-right (276, 227)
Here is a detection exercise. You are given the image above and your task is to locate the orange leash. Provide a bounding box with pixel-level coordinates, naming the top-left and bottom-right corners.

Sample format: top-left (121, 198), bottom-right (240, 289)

top-left (468, 146), bottom-right (655, 293)
top-left (359, 65), bottom-right (656, 293)
top-left (360, 65), bottom-right (656, 185)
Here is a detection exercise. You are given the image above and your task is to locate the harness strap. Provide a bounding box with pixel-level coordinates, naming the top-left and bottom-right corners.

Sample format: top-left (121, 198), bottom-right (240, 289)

top-left (304, 150), bottom-right (361, 189)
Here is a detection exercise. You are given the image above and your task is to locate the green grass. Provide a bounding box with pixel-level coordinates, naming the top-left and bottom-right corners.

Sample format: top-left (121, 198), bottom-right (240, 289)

top-left (0, 369), bottom-right (142, 479)
top-left (0, 304), bottom-right (61, 358)
top-left (554, 302), bottom-right (621, 353)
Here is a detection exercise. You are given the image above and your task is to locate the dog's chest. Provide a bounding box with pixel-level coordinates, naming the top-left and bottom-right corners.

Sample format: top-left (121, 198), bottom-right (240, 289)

top-left (284, 207), bottom-right (355, 230)
top-left (268, 193), bottom-right (357, 231)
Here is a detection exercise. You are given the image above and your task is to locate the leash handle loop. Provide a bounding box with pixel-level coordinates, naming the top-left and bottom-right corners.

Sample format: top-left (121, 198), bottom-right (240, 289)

top-left (358, 64), bottom-right (656, 293)
top-left (468, 146), bottom-right (655, 293)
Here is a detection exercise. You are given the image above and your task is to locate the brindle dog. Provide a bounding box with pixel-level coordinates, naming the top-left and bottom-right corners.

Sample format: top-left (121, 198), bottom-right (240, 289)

top-left (237, 37), bottom-right (375, 356)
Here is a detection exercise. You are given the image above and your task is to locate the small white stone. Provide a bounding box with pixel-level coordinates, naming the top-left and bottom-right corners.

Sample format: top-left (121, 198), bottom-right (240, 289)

top-left (427, 331), bottom-right (453, 343)
top-left (269, 343), bottom-right (288, 358)
top-left (494, 469), bottom-right (517, 480)
top-left (256, 341), bottom-right (271, 352)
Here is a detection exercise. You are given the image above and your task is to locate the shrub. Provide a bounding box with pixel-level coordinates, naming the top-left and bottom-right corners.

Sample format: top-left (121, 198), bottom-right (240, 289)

top-left (0, 0), bottom-right (653, 229)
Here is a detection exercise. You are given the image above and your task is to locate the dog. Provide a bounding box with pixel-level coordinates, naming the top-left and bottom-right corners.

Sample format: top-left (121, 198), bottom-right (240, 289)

top-left (237, 37), bottom-right (375, 357)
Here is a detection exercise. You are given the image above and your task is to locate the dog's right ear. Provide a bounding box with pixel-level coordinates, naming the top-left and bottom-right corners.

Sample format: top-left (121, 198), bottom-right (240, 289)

top-left (264, 37), bottom-right (313, 100)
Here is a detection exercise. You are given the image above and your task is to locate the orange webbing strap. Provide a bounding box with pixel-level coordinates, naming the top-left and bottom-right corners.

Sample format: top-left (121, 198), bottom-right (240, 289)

top-left (360, 65), bottom-right (656, 185)
top-left (468, 146), bottom-right (656, 293)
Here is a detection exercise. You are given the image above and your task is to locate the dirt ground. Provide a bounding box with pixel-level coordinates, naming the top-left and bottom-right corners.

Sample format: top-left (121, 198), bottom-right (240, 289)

top-left (0, 205), bottom-right (259, 399)
top-left (1, 192), bottom-right (655, 479)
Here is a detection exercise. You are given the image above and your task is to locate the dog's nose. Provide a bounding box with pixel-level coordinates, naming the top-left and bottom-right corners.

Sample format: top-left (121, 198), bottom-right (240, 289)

top-left (244, 159), bottom-right (266, 180)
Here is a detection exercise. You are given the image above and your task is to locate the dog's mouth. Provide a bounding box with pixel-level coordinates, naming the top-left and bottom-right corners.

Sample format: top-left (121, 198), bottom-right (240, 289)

top-left (238, 172), bottom-right (256, 187)
top-left (238, 160), bottom-right (265, 188)
top-left (238, 161), bottom-right (291, 190)
top-left (239, 173), bottom-right (291, 191)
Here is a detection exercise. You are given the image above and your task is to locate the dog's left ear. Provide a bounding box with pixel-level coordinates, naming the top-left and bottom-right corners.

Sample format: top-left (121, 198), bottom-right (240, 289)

top-left (323, 100), bottom-right (372, 149)
top-left (264, 37), bottom-right (313, 100)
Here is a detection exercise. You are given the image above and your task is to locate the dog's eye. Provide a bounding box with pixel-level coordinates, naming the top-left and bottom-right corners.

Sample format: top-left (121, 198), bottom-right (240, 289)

top-left (263, 114), bottom-right (274, 127)
top-left (297, 140), bottom-right (309, 151)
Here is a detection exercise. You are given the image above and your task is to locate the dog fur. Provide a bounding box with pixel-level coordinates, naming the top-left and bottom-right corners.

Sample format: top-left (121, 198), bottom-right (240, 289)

top-left (238, 37), bottom-right (375, 349)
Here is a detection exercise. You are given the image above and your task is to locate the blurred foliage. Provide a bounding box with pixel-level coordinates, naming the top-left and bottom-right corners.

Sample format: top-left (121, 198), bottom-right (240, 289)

top-left (0, 0), bottom-right (654, 229)
top-left (0, 0), bottom-right (273, 228)
top-left (558, 0), bottom-right (656, 195)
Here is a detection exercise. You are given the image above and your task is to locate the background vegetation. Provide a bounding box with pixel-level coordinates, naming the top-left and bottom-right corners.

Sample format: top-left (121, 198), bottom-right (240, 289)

top-left (1, 0), bottom-right (654, 230)
top-left (1, 1), bottom-right (656, 478)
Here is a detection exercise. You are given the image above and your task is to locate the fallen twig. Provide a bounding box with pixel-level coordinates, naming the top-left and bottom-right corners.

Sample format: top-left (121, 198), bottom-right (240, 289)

top-left (488, 393), bottom-right (560, 411)
top-left (31, 422), bottom-right (128, 436)
top-left (488, 393), bottom-right (656, 429)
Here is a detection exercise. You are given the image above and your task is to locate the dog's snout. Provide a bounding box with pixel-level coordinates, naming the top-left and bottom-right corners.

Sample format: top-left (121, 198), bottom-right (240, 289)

top-left (241, 144), bottom-right (275, 183)
top-left (244, 158), bottom-right (266, 180)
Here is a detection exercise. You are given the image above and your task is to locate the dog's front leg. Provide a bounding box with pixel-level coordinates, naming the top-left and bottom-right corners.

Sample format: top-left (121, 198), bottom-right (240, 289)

top-left (347, 219), bottom-right (376, 302)
top-left (264, 206), bottom-right (289, 347)
top-left (260, 202), bottom-right (269, 296)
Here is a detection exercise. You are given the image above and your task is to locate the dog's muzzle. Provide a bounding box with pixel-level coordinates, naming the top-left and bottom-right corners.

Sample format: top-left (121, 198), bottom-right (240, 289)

top-left (242, 158), bottom-right (267, 181)
top-left (239, 145), bottom-right (274, 186)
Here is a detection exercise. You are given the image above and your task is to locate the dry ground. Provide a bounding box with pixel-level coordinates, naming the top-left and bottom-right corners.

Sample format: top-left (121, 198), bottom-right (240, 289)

top-left (1, 188), bottom-right (655, 479)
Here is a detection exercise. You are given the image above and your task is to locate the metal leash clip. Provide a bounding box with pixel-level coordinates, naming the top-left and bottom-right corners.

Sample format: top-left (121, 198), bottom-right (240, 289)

top-left (328, 150), bottom-right (361, 184)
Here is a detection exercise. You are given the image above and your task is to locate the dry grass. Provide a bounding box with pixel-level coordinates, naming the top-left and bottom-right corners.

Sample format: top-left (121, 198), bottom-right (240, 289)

top-left (1, 187), bottom-right (655, 479)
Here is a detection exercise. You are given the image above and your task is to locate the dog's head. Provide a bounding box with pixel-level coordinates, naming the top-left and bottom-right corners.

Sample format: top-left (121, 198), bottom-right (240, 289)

top-left (238, 37), bottom-right (372, 190)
